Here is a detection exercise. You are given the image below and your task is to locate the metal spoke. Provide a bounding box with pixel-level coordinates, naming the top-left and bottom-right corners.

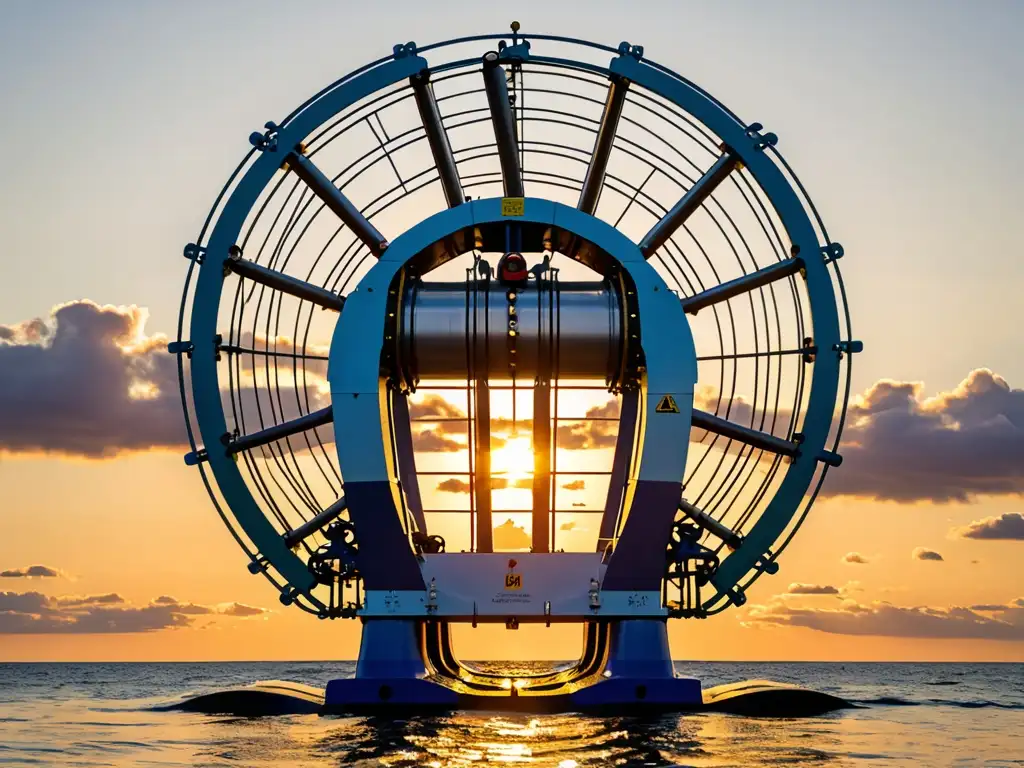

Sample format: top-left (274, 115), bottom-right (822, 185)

top-left (678, 499), bottom-right (742, 549)
top-left (285, 149), bottom-right (389, 257)
top-left (639, 150), bottom-right (741, 257)
top-left (578, 75), bottom-right (629, 215)
top-left (482, 52), bottom-right (524, 197)
top-left (680, 258), bottom-right (803, 315)
top-left (691, 408), bottom-right (797, 457)
top-left (411, 71), bottom-right (466, 207)
top-left (225, 250), bottom-right (345, 311)
top-left (227, 406), bottom-right (334, 455)
top-left (283, 496), bottom-right (348, 548)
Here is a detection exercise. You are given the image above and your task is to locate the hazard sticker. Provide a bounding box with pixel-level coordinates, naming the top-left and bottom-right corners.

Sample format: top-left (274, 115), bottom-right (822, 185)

top-left (501, 197), bottom-right (525, 216)
top-left (655, 394), bottom-right (680, 414)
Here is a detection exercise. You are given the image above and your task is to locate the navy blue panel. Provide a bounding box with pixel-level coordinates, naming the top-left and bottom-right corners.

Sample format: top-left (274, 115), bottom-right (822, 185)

top-left (345, 480), bottom-right (425, 591)
top-left (602, 480), bottom-right (681, 591)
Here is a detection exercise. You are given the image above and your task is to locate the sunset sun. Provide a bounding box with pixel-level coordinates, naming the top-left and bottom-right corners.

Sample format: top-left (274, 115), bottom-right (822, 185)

top-left (492, 435), bottom-right (534, 482)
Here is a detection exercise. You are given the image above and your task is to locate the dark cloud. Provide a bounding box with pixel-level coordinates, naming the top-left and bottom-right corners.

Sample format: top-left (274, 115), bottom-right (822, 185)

top-left (219, 602), bottom-right (270, 617)
top-left (953, 513), bottom-right (1024, 541)
top-left (561, 480), bottom-right (586, 491)
top-left (823, 370), bottom-right (1024, 503)
top-left (744, 597), bottom-right (1024, 640)
top-left (0, 301), bottom-right (332, 459)
top-left (410, 394), bottom-right (465, 421)
top-left (913, 547), bottom-right (944, 562)
top-left (435, 476), bottom-right (532, 493)
top-left (0, 591), bottom-right (270, 634)
top-left (555, 401), bottom-right (619, 450)
top-left (437, 478), bottom-right (471, 493)
top-left (0, 565), bottom-right (63, 578)
top-left (413, 428), bottom-right (464, 453)
top-left (0, 301), bottom-right (186, 457)
top-left (493, 519), bottom-right (531, 550)
top-left (786, 583), bottom-right (839, 595)
top-left (55, 593), bottom-right (124, 607)
top-left (842, 552), bottom-right (869, 565)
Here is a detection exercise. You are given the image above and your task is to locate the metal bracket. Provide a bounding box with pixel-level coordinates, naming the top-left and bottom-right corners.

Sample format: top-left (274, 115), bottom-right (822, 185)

top-left (498, 40), bottom-right (532, 61)
top-left (617, 41), bottom-right (644, 60)
top-left (183, 448), bottom-right (208, 466)
top-left (392, 41), bottom-right (417, 59)
top-left (248, 121), bottom-right (280, 153)
top-left (167, 340), bottom-right (194, 358)
top-left (744, 122), bottom-right (778, 152)
top-left (752, 555), bottom-right (779, 575)
top-left (833, 340), bottom-right (863, 355)
top-left (822, 242), bottom-right (844, 263)
top-left (183, 243), bottom-right (206, 264)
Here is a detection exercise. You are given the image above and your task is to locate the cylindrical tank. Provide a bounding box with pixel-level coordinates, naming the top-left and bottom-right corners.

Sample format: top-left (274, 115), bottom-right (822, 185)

top-left (399, 280), bottom-right (622, 381)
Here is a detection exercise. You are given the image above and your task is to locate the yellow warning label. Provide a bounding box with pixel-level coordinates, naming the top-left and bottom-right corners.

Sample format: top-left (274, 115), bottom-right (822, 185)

top-left (655, 394), bottom-right (680, 414)
top-left (501, 197), bottom-right (525, 217)
top-left (504, 572), bottom-right (523, 591)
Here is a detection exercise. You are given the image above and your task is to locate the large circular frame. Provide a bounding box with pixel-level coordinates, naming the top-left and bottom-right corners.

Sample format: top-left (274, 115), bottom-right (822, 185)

top-left (174, 32), bottom-right (856, 619)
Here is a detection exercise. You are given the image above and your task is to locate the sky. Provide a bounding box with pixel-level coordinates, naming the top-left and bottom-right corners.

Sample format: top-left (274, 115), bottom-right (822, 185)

top-left (1, 0), bottom-right (1023, 663)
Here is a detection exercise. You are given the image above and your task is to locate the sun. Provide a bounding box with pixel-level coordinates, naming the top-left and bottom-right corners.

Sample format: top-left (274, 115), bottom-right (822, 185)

top-left (491, 435), bottom-right (534, 482)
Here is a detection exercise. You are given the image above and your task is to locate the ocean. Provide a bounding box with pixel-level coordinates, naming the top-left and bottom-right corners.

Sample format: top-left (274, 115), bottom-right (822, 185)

top-left (0, 661), bottom-right (1021, 766)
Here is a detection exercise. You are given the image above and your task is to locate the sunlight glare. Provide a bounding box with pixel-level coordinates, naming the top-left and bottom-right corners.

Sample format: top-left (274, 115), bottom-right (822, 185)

top-left (491, 435), bottom-right (534, 482)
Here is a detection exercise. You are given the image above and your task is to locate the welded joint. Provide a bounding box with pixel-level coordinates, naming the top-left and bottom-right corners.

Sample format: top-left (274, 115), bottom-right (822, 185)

top-left (744, 122), bottom-right (778, 152)
top-left (183, 243), bottom-right (206, 264)
top-left (392, 41), bottom-right (418, 59)
top-left (617, 41), bottom-right (644, 60)
top-left (248, 121), bottom-right (280, 153)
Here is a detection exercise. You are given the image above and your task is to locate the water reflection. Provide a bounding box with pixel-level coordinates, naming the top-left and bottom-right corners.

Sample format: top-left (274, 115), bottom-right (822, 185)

top-left (309, 711), bottom-right (805, 766)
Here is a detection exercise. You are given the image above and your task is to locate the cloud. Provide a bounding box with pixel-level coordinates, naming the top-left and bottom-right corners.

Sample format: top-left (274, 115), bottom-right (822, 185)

top-left (953, 513), bottom-right (1024, 541)
top-left (822, 369), bottom-right (1024, 503)
top-left (561, 480), bottom-right (586, 491)
top-left (842, 552), bottom-right (870, 565)
top-left (0, 591), bottom-right (270, 634)
top-left (413, 429), bottom-right (464, 453)
top-left (0, 301), bottom-right (333, 459)
top-left (219, 602), bottom-right (270, 617)
top-left (0, 565), bottom-right (63, 578)
top-left (555, 402), bottom-right (619, 450)
top-left (560, 521), bottom-right (577, 531)
top-left (0, 301), bottom-right (186, 458)
top-left (786, 583), bottom-right (839, 595)
top-left (437, 478), bottom-right (471, 493)
top-left (493, 519), bottom-right (531, 550)
top-left (744, 596), bottom-right (1024, 640)
top-left (55, 593), bottom-right (124, 607)
top-left (913, 547), bottom-right (944, 562)
top-left (410, 394), bottom-right (466, 421)
top-left (435, 476), bottom-right (532, 493)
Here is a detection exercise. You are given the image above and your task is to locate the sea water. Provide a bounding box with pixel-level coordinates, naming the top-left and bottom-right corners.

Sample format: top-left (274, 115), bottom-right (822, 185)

top-left (0, 661), bottom-right (1021, 766)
